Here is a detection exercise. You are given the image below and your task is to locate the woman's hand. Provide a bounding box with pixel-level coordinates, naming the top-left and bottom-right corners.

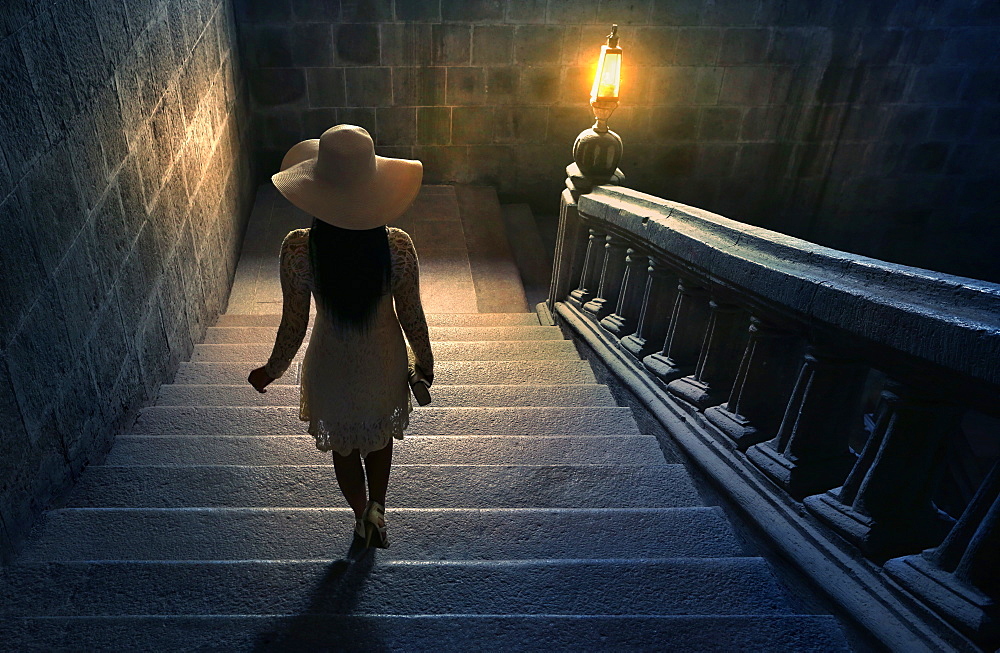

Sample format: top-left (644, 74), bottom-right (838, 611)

top-left (248, 367), bottom-right (275, 393)
top-left (414, 365), bottom-right (433, 387)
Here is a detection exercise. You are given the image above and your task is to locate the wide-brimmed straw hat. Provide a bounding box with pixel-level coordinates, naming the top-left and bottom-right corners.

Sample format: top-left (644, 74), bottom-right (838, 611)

top-left (271, 125), bottom-right (423, 229)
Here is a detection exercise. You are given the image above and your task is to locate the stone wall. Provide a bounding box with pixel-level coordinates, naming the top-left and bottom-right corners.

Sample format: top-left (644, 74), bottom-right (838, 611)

top-left (238, 0), bottom-right (999, 283)
top-left (0, 0), bottom-right (255, 561)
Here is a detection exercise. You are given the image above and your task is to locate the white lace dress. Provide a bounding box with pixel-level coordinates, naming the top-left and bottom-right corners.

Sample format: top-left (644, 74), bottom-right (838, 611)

top-left (263, 227), bottom-right (434, 456)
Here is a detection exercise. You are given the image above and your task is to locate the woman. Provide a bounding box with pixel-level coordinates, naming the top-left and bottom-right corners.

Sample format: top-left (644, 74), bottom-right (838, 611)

top-left (248, 125), bottom-right (434, 549)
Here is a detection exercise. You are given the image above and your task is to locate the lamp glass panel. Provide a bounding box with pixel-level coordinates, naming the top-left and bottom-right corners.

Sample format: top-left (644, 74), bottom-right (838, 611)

top-left (591, 47), bottom-right (622, 102)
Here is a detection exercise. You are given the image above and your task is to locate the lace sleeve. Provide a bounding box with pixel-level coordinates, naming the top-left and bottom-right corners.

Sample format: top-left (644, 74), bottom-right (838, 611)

top-left (389, 227), bottom-right (434, 379)
top-left (264, 229), bottom-right (311, 379)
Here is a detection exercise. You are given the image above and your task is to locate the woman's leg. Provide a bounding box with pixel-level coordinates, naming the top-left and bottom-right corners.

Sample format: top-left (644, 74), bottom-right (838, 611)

top-left (331, 449), bottom-right (367, 517)
top-left (363, 439), bottom-right (393, 506)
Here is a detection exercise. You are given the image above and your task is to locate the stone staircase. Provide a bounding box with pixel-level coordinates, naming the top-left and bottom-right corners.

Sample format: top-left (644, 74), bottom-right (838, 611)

top-left (2, 309), bottom-right (851, 650)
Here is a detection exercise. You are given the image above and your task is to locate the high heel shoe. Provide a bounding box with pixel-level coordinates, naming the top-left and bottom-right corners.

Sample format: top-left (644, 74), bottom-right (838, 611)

top-left (354, 516), bottom-right (366, 541)
top-left (362, 500), bottom-right (389, 549)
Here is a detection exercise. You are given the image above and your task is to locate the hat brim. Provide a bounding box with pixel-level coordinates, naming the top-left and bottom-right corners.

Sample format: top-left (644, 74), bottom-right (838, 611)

top-left (272, 151), bottom-right (423, 229)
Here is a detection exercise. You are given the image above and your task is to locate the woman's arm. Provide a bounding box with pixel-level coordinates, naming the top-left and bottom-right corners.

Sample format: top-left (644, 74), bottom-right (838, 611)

top-left (252, 229), bottom-right (311, 389)
top-left (389, 228), bottom-right (434, 383)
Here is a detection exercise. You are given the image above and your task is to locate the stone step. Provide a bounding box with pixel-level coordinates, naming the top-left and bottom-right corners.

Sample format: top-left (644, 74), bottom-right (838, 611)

top-left (203, 325), bottom-right (565, 343)
top-left (128, 406), bottom-right (641, 436)
top-left (215, 312), bottom-right (541, 327)
top-left (155, 384), bottom-right (617, 407)
top-left (106, 435), bottom-right (664, 466)
top-left (0, 558), bottom-right (797, 618)
top-left (64, 464), bottom-right (700, 509)
top-left (191, 340), bottom-right (580, 363)
top-left (173, 359), bottom-right (597, 385)
top-left (20, 507), bottom-right (745, 562)
top-left (1, 614), bottom-right (851, 652)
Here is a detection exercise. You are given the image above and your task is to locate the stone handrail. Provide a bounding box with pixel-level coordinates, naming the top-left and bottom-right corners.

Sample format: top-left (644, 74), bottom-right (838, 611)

top-left (548, 170), bottom-right (1000, 652)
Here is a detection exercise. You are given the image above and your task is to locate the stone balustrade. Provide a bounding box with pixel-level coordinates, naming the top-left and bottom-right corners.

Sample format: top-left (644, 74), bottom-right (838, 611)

top-left (549, 167), bottom-right (1000, 651)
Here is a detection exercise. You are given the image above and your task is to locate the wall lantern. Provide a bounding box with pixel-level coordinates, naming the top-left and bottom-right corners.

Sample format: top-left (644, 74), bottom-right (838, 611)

top-left (573, 25), bottom-right (624, 182)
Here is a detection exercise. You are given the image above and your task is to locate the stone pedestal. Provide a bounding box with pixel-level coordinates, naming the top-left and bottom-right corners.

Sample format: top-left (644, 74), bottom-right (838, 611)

top-left (705, 318), bottom-right (801, 451)
top-left (567, 227), bottom-right (605, 308)
top-left (642, 280), bottom-right (709, 384)
top-left (667, 301), bottom-right (747, 410)
top-left (746, 348), bottom-right (867, 500)
top-left (621, 258), bottom-right (676, 360)
top-left (582, 234), bottom-right (629, 320)
top-left (804, 379), bottom-right (959, 560)
top-left (600, 247), bottom-right (648, 338)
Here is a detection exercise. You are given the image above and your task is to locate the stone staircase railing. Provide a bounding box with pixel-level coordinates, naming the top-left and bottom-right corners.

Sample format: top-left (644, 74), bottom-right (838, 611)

top-left (547, 169), bottom-right (1000, 652)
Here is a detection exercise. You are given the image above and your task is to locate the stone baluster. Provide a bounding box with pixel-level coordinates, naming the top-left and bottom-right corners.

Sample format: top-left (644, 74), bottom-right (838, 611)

top-left (747, 347), bottom-right (868, 499)
top-left (804, 379), bottom-right (961, 560)
top-left (884, 459), bottom-right (999, 647)
top-left (667, 300), bottom-right (748, 410)
top-left (600, 247), bottom-right (648, 338)
top-left (621, 258), bottom-right (677, 360)
top-left (582, 233), bottom-right (629, 320)
top-left (642, 280), bottom-right (710, 384)
top-left (567, 226), bottom-right (606, 308)
top-left (705, 317), bottom-right (802, 451)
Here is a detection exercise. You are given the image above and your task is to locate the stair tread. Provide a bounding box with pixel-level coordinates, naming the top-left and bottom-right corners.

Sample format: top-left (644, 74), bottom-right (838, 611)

top-left (204, 325), bottom-right (565, 343)
top-left (215, 313), bottom-right (542, 327)
top-left (190, 340), bottom-right (581, 362)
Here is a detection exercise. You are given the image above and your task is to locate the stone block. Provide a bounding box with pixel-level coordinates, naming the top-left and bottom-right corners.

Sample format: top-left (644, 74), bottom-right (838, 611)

top-left (248, 0), bottom-right (293, 23)
top-left (0, 356), bottom-right (29, 471)
top-left (16, 140), bottom-right (87, 277)
top-left (514, 25), bottom-right (562, 65)
top-left (306, 67), bottom-right (347, 107)
top-left (431, 24), bottom-right (471, 65)
top-left (719, 66), bottom-right (776, 105)
top-left (472, 25), bottom-right (513, 65)
top-left (857, 66), bottom-right (910, 104)
top-left (548, 0), bottom-right (598, 24)
top-left (395, 0), bottom-right (440, 22)
top-left (67, 115), bottom-right (109, 214)
top-left (412, 145), bottom-right (470, 183)
top-left (447, 67), bottom-right (487, 105)
top-left (740, 106), bottom-right (784, 141)
top-left (468, 145), bottom-right (516, 186)
top-left (673, 28), bottom-right (722, 65)
top-left (335, 23), bottom-right (378, 65)
top-left (342, 0), bottom-right (392, 21)
top-left (699, 107), bottom-right (742, 141)
top-left (376, 107), bottom-right (416, 145)
top-left (252, 25), bottom-right (293, 67)
top-left (92, 0), bottom-right (133, 75)
top-left (440, 0), bottom-right (502, 22)
top-left (598, 0), bottom-right (651, 25)
top-left (885, 106), bottom-right (932, 142)
top-left (494, 106), bottom-right (548, 144)
top-left (702, 0), bottom-right (763, 26)
top-left (0, 195), bottom-right (46, 349)
top-left (53, 0), bottom-right (108, 105)
top-left (380, 24), bottom-right (433, 66)
top-left (249, 68), bottom-right (307, 106)
top-left (504, 0), bottom-right (545, 23)
top-left (6, 283), bottom-right (72, 435)
top-left (649, 0), bottom-right (701, 26)
top-left (695, 143), bottom-right (739, 176)
top-left (53, 223), bottom-right (104, 352)
top-left (902, 142), bottom-right (950, 174)
top-left (520, 67), bottom-right (561, 104)
top-left (484, 67), bottom-right (519, 104)
top-left (961, 67), bottom-right (1000, 103)
top-left (909, 66), bottom-right (966, 103)
top-left (302, 108), bottom-right (339, 137)
top-left (337, 107), bottom-right (377, 134)
top-left (93, 87), bottom-right (128, 176)
top-left (417, 107), bottom-right (451, 145)
top-left (18, 8), bottom-right (77, 139)
top-left (52, 356), bottom-right (103, 472)
top-left (546, 105), bottom-right (593, 145)
top-left (651, 106), bottom-right (700, 141)
top-left (630, 27), bottom-right (678, 66)
top-left (719, 27), bottom-right (771, 64)
top-left (392, 66), bottom-right (446, 105)
top-left (345, 66), bottom-right (391, 106)
top-left (291, 0), bottom-right (340, 22)
top-left (452, 106), bottom-right (495, 145)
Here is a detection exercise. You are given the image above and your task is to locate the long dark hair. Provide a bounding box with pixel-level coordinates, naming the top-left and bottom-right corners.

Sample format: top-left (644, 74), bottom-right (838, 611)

top-left (309, 218), bottom-right (392, 332)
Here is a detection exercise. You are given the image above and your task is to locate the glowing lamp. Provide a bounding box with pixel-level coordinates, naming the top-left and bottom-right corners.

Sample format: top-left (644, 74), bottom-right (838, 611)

top-left (573, 25), bottom-right (625, 182)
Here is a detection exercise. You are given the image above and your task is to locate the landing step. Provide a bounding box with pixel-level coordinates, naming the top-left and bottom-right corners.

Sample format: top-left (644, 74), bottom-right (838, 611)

top-left (107, 434), bottom-right (665, 466)
top-left (215, 313), bottom-right (541, 327)
top-left (203, 325), bottom-right (564, 343)
top-left (155, 384), bottom-right (617, 407)
top-left (191, 340), bottom-right (580, 362)
top-left (64, 465), bottom-right (701, 509)
top-left (0, 559), bottom-right (797, 618)
top-left (174, 360), bottom-right (597, 385)
top-left (1, 614), bottom-right (851, 652)
top-left (21, 507), bottom-right (745, 562)
top-left (129, 406), bottom-right (642, 436)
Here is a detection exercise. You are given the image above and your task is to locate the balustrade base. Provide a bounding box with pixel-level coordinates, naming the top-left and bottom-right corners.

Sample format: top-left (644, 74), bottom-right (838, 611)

top-left (582, 296), bottom-right (614, 319)
top-left (620, 333), bottom-right (657, 359)
top-left (884, 554), bottom-right (999, 648)
top-left (599, 313), bottom-right (634, 338)
top-left (746, 441), bottom-right (856, 500)
top-left (567, 289), bottom-right (594, 308)
top-left (642, 352), bottom-right (690, 384)
top-left (804, 490), bottom-right (953, 561)
top-left (704, 405), bottom-right (770, 451)
top-left (667, 375), bottom-right (723, 410)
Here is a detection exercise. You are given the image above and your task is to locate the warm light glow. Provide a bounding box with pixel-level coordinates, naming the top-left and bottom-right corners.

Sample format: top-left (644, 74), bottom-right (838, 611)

top-left (590, 45), bottom-right (622, 103)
